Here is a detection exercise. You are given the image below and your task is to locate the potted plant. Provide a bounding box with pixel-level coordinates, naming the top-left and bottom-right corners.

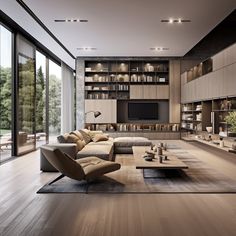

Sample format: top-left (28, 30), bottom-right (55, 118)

top-left (224, 112), bottom-right (236, 137)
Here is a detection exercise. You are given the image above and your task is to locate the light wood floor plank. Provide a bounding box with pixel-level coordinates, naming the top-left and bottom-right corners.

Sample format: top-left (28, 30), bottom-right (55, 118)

top-left (0, 141), bottom-right (236, 236)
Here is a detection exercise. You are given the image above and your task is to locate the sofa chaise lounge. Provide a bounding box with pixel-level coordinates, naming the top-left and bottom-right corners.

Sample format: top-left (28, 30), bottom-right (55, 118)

top-left (40, 129), bottom-right (152, 172)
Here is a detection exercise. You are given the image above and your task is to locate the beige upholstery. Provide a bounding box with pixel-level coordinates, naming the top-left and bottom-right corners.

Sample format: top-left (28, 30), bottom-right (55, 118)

top-left (77, 156), bottom-right (121, 180)
top-left (41, 146), bottom-right (121, 182)
top-left (77, 144), bottom-right (113, 161)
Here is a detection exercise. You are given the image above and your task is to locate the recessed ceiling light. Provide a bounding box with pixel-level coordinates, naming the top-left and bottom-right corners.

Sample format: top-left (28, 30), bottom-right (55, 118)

top-left (150, 47), bottom-right (169, 51)
top-left (161, 18), bottom-right (191, 23)
top-left (77, 47), bottom-right (97, 51)
top-left (54, 19), bottom-right (88, 23)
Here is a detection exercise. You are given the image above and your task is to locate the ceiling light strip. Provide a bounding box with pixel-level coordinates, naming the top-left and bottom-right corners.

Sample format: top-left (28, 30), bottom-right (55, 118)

top-left (150, 47), bottom-right (169, 51)
top-left (77, 47), bottom-right (97, 51)
top-left (161, 19), bottom-right (191, 23)
top-left (54, 19), bottom-right (88, 23)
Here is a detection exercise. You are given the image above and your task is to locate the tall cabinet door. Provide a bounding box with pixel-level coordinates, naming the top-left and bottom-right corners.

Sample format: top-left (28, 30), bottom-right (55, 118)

top-left (130, 85), bottom-right (143, 99)
top-left (85, 99), bottom-right (117, 123)
top-left (143, 85), bottom-right (157, 99)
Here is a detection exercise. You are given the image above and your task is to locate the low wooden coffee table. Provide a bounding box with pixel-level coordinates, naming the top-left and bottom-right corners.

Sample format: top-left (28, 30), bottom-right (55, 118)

top-left (132, 146), bottom-right (188, 178)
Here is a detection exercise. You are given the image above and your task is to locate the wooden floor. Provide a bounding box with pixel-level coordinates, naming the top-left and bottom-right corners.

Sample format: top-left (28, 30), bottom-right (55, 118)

top-left (0, 140), bottom-right (236, 236)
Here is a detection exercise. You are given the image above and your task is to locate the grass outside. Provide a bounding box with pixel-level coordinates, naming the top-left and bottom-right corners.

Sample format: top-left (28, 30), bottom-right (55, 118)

top-left (0, 129), bottom-right (11, 136)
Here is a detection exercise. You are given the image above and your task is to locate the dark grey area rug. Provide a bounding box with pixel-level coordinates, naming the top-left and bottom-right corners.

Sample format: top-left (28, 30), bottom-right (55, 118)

top-left (37, 148), bottom-right (236, 194)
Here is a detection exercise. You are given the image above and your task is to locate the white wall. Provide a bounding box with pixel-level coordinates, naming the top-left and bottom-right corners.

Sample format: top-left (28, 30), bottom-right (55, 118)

top-left (0, 0), bottom-right (75, 69)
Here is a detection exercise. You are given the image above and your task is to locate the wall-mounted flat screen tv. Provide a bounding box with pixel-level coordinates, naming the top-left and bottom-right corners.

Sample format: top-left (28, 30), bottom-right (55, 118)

top-left (128, 102), bottom-right (158, 120)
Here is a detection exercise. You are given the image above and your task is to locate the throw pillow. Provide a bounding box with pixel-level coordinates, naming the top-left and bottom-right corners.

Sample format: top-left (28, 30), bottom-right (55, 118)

top-left (57, 133), bottom-right (69, 143)
top-left (67, 134), bottom-right (79, 143)
top-left (92, 134), bottom-right (109, 142)
top-left (70, 130), bottom-right (84, 141)
top-left (79, 130), bottom-right (91, 144)
top-left (66, 134), bottom-right (85, 152)
top-left (88, 130), bottom-right (104, 139)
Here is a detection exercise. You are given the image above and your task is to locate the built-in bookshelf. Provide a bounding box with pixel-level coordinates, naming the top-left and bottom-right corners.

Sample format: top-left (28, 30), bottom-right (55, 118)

top-left (186, 58), bottom-right (213, 83)
top-left (81, 58), bottom-right (181, 139)
top-left (85, 123), bottom-right (180, 139)
top-left (85, 123), bottom-right (180, 132)
top-left (84, 60), bottom-right (169, 100)
top-left (181, 97), bottom-right (236, 136)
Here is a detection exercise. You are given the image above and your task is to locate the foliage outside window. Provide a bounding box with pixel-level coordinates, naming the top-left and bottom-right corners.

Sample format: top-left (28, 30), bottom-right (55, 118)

top-left (225, 112), bottom-right (236, 133)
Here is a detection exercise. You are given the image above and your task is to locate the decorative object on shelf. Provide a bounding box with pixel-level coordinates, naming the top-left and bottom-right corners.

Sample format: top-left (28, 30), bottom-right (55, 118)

top-left (227, 101), bottom-right (232, 110)
top-left (163, 143), bottom-right (167, 151)
top-left (85, 110), bottom-right (101, 118)
top-left (152, 145), bottom-right (157, 152)
top-left (232, 142), bottom-right (236, 150)
top-left (206, 126), bottom-right (213, 133)
top-left (219, 137), bottom-right (224, 148)
top-left (220, 100), bottom-right (228, 110)
top-left (196, 105), bottom-right (202, 111)
top-left (158, 147), bottom-right (163, 155)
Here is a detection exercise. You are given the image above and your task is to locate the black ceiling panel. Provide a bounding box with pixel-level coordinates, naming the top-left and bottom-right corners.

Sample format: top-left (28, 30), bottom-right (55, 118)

top-left (184, 9), bottom-right (236, 60)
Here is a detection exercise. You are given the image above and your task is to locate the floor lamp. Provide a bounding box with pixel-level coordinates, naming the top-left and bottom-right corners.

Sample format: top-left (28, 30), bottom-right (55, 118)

top-left (85, 111), bottom-right (101, 129)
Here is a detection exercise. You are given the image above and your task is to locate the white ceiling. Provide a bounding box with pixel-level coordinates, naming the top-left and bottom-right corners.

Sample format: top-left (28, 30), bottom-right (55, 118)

top-left (24, 0), bottom-right (235, 58)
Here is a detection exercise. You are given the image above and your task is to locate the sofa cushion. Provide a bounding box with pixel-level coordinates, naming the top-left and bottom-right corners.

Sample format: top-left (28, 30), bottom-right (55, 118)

top-left (87, 138), bottom-right (114, 146)
top-left (88, 130), bottom-right (104, 139)
top-left (76, 156), bottom-right (120, 180)
top-left (92, 134), bottom-right (109, 142)
top-left (70, 130), bottom-right (84, 141)
top-left (79, 130), bottom-right (92, 144)
top-left (67, 134), bottom-right (85, 152)
top-left (77, 144), bottom-right (113, 161)
top-left (114, 137), bottom-right (152, 147)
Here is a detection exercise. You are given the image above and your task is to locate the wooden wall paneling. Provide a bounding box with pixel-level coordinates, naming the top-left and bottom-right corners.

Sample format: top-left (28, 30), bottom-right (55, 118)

top-left (223, 63), bottom-right (236, 97)
top-left (85, 99), bottom-right (117, 123)
top-left (143, 85), bottom-right (157, 99)
top-left (209, 69), bottom-right (224, 98)
top-left (181, 72), bottom-right (187, 85)
top-left (183, 83), bottom-right (189, 103)
top-left (212, 50), bottom-right (224, 71)
top-left (156, 85), bottom-right (169, 99)
top-left (130, 85), bottom-right (143, 99)
top-left (169, 60), bottom-right (181, 123)
top-left (224, 44), bottom-right (236, 66)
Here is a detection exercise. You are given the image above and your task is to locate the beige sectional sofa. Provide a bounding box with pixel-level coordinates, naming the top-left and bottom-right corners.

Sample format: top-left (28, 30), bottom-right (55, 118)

top-left (40, 129), bottom-right (152, 172)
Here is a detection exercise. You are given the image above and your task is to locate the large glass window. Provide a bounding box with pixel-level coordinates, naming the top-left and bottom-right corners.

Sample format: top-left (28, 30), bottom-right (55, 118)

top-left (0, 26), bottom-right (64, 159)
top-left (49, 60), bottom-right (61, 141)
top-left (36, 51), bottom-right (47, 147)
top-left (0, 25), bottom-right (12, 163)
top-left (17, 35), bottom-right (36, 155)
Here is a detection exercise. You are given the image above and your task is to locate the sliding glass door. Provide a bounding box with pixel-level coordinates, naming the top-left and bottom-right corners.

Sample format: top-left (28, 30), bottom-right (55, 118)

top-left (17, 35), bottom-right (36, 155)
top-left (49, 60), bottom-right (61, 142)
top-left (0, 24), bottom-right (12, 163)
top-left (0, 29), bottom-right (63, 159)
top-left (36, 51), bottom-right (47, 147)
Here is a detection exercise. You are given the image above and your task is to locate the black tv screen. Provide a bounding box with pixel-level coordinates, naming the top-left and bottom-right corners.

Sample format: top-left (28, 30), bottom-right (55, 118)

top-left (128, 102), bottom-right (158, 120)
